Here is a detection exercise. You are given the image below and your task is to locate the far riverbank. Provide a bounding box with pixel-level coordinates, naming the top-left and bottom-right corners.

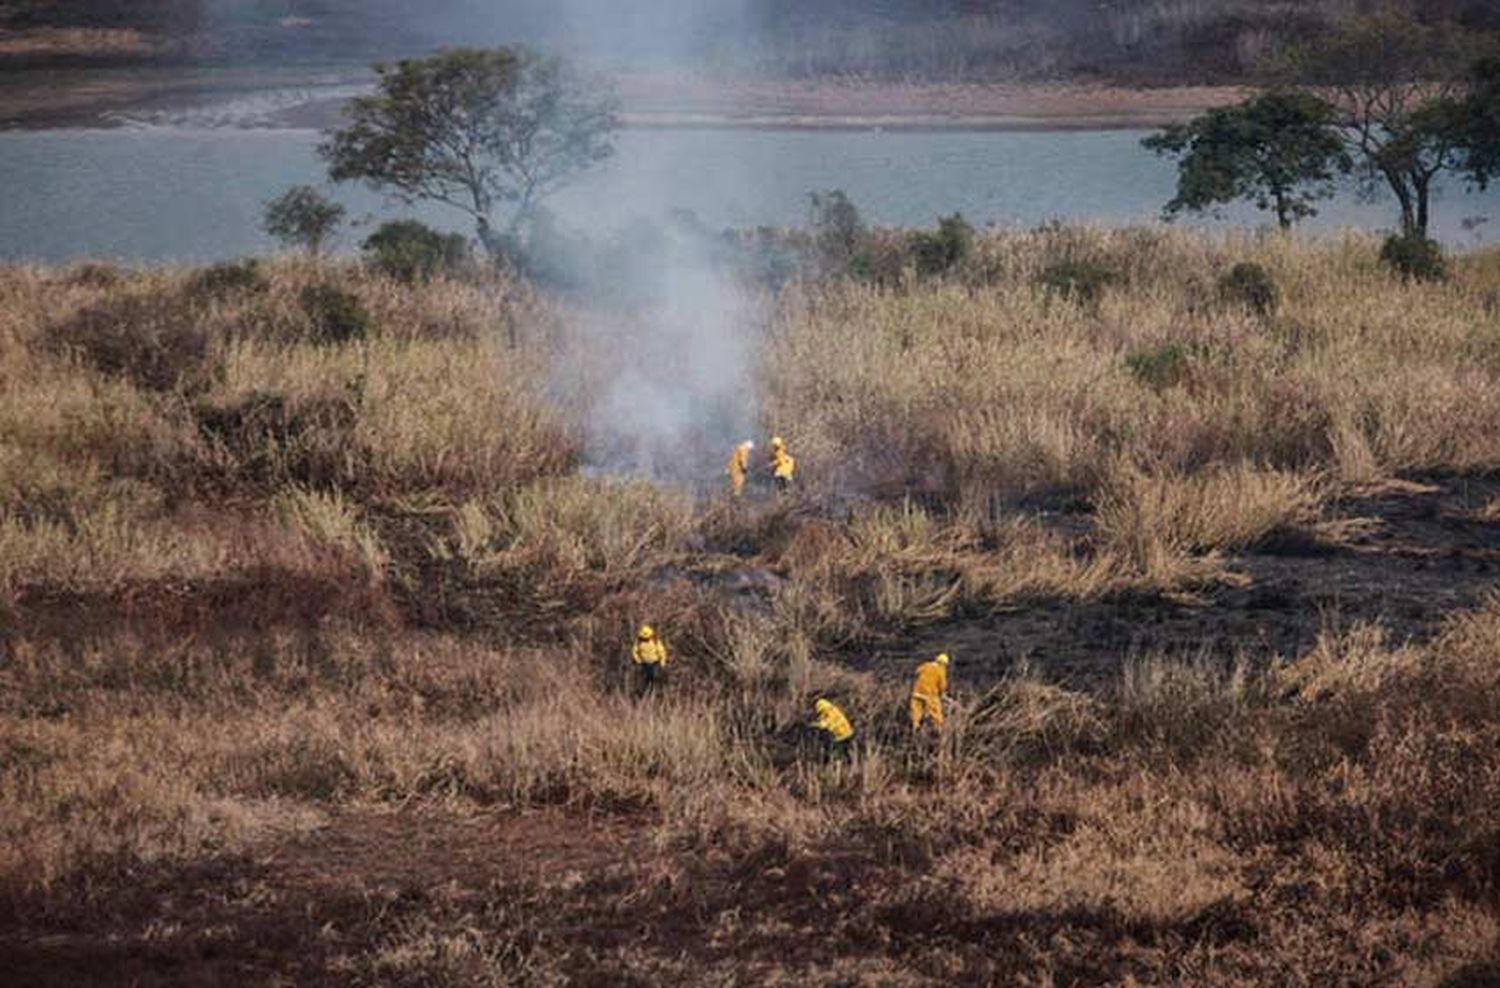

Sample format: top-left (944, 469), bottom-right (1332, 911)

top-left (0, 66), bottom-right (1241, 131)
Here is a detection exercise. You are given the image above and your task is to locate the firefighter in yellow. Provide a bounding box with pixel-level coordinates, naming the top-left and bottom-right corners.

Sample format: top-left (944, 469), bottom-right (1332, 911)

top-left (811, 698), bottom-right (855, 757)
top-left (769, 436), bottom-right (796, 492)
top-left (631, 624), bottom-right (668, 695)
top-left (727, 440), bottom-right (754, 496)
top-left (909, 652), bottom-right (950, 732)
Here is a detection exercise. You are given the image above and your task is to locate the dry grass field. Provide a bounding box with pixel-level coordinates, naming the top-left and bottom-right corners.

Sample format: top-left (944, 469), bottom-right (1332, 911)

top-left (3, 229), bottom-right (1500, 985)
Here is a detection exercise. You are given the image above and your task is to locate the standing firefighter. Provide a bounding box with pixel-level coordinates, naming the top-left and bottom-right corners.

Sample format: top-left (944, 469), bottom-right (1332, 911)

top-left (727, 440), bottom-right (754, 497)
top-left (811, 698), bottom-right (855, 758)
top-left (909, 652), bottom-right (950, 732)
top-left (631, 624), bottom-right (668, 695)
top-left (769, 436), bottom-right (796, 493)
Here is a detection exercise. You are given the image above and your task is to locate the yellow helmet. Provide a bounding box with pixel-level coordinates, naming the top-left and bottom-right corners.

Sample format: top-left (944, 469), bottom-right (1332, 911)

top-left (814, 698), bottom-right (833, 713)
top-left (638, 625), bottom-right (655, 640)
top-left (936, 652), bottom-right (950, 666)
top-left (771, 436), bottom-right (785, 448)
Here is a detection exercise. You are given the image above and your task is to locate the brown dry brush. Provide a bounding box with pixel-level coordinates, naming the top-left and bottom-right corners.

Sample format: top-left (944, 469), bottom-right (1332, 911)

top-left (3, 234), bottom-right (1500, 983)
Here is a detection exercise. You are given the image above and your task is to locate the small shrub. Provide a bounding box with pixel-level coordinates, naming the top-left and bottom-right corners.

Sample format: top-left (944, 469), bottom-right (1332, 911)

top-left (362, 220), bottom-right (470, 283)
top-left (63, 263), bottom-right (125, 289)
top-left (1037, 259), bottom-right (1118, 307)
top-left (1216, 261), bottom-right (1279, 316)
top-left (848, 233), bottom-right (910, 287)
top-left (186, 259), bottom-right (268, 300)
top-left (1126, 343), bottom-right (1192, 392)
top-left (300, 284), bottom-right (371, 344)
top-left (1380, 233), bottom-right (1448, 282)
top-left (263, 185), bottom-right (345, 256)
top-left (909, 213), bottom-right (974, 277)
top-left (45, 294), bottom-right (215, 392)
top-left (733, 226), bottom-right (803, 290)
top-left (808, 189), bottom-right (866, 269)
top-left (195, 388), bottom-right (362, 490)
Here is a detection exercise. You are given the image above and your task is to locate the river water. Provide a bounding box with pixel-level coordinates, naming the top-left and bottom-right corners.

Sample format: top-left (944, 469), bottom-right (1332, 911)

top-left (1, 123), bottom-right (1497, 263)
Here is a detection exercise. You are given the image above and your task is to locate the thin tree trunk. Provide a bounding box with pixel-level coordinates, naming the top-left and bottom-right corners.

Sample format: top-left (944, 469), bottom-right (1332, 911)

top-left (1392, 181), bottom-right (1418, 238)
top-left (476, 217), bottom-right (504, 260)
top-left (1414, 172), bottom-right (1432, 238)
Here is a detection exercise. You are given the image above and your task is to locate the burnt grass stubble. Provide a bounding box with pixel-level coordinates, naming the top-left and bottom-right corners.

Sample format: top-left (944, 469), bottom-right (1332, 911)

top-left (880, 477), bottom-right (1500, 684)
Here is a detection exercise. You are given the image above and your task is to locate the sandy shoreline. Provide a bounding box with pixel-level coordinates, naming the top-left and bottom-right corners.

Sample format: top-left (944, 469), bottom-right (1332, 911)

top-left (0, 66), bottom-right (1242, 131)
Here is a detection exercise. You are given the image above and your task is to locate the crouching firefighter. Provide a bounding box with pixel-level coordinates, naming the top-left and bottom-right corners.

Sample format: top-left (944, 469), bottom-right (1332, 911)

top-left (631, 624), bottom-right (668, 695)
top-left (811, 698), bottom-right (855, 759)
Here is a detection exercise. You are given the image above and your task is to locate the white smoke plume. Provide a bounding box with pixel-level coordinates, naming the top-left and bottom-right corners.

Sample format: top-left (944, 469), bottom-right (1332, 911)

top-left (532, 0), bottom-right (766, 487)
top-left (561, 230), bottom-right (766, 485)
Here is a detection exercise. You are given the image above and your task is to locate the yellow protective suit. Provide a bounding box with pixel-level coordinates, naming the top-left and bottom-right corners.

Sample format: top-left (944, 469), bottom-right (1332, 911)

top-left (909, 654), bottom-right (950, 731)
top-left (769, 437), bottom-right (796, 486)
top-left (727, 442), bottom-right (753, 496)
top-left (632, 627), bottom-right (667, 666)
top-left (812, 699), bottom-right (855, 743)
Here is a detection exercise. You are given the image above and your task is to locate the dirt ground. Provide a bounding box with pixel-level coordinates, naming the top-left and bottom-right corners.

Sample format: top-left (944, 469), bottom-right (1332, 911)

top-left (0, 809), bottom-right (643, 987)
top-left (2, 807), bottom-right (939, 986)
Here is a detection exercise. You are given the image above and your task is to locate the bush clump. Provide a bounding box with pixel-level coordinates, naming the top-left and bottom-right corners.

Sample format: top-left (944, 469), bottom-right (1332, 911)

top-left (909, 214), bottom-right (974, 277)
top-left (808, 189), bottom-right (866, 271)
top-left (63, 263), bottom-right (126, 289)
top-left (1126, 343), bottom-right (1193, 392)
top-left (1380, 233), bottom-right (1448, 283)
top-left (362, 220), bottom-right (470, 283)
top-left (1037, 259), bottom-right (1119, 307)
top-left (195, 388), bottom-right (362, 491)
top-left (186, 259), bottom-right (269, 301)
top-left (1216, 261), bottom-right (1279, 316)
top-left (300, 284), bottom-right (371, 344)
top-left (732, 226), bottom-right (804, 290)
top-left (45, 295), bottom-right (215, 393)
top-left (846, 233), bottom-right (911, 287)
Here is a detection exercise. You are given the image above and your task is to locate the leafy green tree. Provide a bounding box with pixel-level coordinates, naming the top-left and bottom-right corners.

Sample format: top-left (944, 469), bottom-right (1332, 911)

top-left (807, 189), bottom-right (865, 267)
top-left (909, 213), bottom-right (974, 277)
top-left (1453, 57), bottom-right (1500, 189)
top-left (262, 185), bottom-right (345, 256)
top-left (1143, 90), bottom-right (1351, 230)
top-left (362, 220), bottom-right (470, 283)
top-left (1282, 14), bottom-right (1488, 238)
top-left (321, 47), bottom-right (618, 258)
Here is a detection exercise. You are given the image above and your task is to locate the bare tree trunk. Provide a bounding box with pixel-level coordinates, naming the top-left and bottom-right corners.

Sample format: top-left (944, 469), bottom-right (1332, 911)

top-left (1414, 172), bottom-right (1432, 238)
top-left (476, 217), bottom-right (505, 260)
top-left (1388, 174), bottom-right (1419, 238)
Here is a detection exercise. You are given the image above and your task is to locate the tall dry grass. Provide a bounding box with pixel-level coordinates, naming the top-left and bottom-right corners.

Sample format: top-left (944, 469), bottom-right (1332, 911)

top-left (4, 233), bottom-right (1500, 982)
top-left (767, 230), bottom-right (1500, 510)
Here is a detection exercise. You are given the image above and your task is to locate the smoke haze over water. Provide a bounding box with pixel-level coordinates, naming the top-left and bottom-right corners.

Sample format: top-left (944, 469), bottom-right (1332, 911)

top-left (537, 1), bottom-right (765, 484)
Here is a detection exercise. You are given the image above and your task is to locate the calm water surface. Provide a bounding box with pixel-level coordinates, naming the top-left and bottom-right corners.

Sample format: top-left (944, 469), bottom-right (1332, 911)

top-left (2, 125), bottom-right (1497, 263)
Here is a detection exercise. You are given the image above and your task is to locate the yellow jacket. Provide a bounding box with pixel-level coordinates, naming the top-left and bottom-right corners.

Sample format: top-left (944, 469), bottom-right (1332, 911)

top-left (728, 444), bottom-right (750, 492)
top-left (813, 702), bottom-right (854, 742)
top-left (770, 446), bottom-right (796, 480)
top-left (912, 660), bottom-right (948, 700)
top-left (632, 639), bottom-right (667, 666)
